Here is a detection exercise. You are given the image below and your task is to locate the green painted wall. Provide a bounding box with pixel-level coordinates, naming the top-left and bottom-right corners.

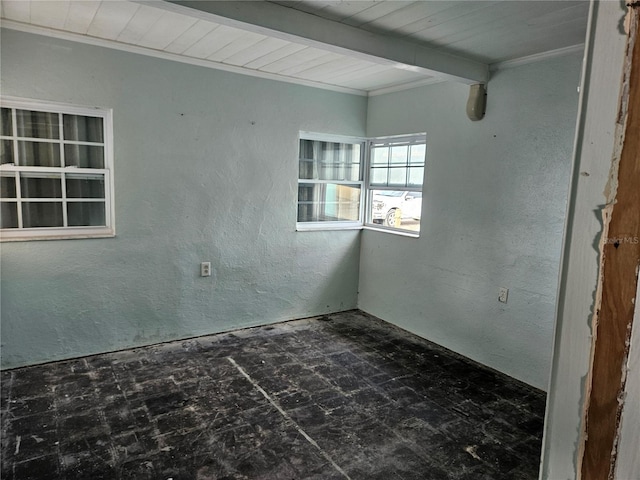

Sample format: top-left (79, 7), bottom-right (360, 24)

top-left (0, 28), bottom-right (366, 369)
top-left (0, 27), bottom-right (584, 391)
top-left (360, 54), bottom-right (583, 389)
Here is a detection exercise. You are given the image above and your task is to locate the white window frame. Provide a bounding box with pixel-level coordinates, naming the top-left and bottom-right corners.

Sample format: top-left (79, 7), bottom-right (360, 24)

top-left (296, 132), bottom-right (365, 231)
top-left (0, 97), bottom-right (115, 241)
top-left (364, 133), bottom-right (427, 237)
top-left (296, 131), bottom-right (426, 237)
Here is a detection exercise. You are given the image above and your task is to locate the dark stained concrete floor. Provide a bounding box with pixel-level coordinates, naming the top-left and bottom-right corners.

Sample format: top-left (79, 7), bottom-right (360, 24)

top-left (1, 310), bottom-right (546, 480)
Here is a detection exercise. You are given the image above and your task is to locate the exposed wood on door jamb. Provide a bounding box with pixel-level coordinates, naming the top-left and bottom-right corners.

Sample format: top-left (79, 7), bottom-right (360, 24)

top-left (579, 4), bottom-right (640, 479)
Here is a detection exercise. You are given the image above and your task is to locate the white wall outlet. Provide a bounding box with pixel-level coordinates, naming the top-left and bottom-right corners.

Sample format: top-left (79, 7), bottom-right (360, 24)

top-left (498, 287), bottom-right (509, 304)
top-left (200, 262), bottom-right (211, 277)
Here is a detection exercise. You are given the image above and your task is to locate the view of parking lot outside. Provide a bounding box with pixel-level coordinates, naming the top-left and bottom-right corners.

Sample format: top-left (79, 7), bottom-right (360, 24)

top-left (369, 189), bottom-right (421, 232)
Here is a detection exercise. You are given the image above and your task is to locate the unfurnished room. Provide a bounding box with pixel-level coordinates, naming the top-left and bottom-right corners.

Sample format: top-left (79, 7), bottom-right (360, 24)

top-left (1, 1), bottom-right (639, 479)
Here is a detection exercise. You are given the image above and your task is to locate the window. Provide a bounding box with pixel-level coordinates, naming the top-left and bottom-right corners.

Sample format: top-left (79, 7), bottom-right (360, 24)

top-left (297, 133), bottom-right (364, 229)
top-left (297, 132), bottom-right (426, 235)
top-left (0, 98), bottom-right (114, 241)
top-left (366, 134), bottom-right (426, 233)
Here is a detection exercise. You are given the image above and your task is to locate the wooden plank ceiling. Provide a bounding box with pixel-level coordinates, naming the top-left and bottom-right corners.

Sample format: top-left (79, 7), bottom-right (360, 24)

top-left (275, 1), bottom-right (589, 64)
top-left (0, 1), bottom-right (589, 95)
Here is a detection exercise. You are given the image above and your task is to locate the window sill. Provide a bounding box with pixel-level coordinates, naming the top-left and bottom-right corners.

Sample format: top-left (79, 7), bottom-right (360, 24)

top-left (0, 228), bottom-right (116, 242)
top-left (363, 224), bottom-right (420, 238)
top-left (296, 222), bottom-right (363, 232)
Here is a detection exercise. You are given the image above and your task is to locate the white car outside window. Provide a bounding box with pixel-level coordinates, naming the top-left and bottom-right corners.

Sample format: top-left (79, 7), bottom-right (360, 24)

top-left (371, 190), bottom-right (422, 227)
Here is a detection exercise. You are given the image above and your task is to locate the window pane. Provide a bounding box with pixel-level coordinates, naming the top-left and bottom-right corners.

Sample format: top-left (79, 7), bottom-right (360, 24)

top-left (66, 174), bottom-right (105, 198)
top-left (369, 189), bottom-right (421, 232)
top-left (67, 202), bottom-right (106, 226)
top-left (390, 145), bottom-right (408, 165)
top-left (20, 174), bottom-right (62, 198)
top-left (22, 202), bottom-right (63, 228)
top-left (1, 140), bottom-right (14, 164)
top-left (298, 139), bottom-right (361, 181)
top-left (388, 167), bottom-right (407, 186)
top-left (16, 110), bottom-right (59, 139)
top-left (18, 141), bottom-right (61, 167)
top-left (1, 108), bottom-right (12, 136)
top-left (297, 183), bottom-right (360, 222)
top-left (410, 144), bottom-right (426, 164)
top-left (298, 142), bottom-right (315, 179)
top-left (371, 147), bottom-right (389, 165)
top-left (63, 115), bottom-right (104, 143)
top-left (1, 175), bottom-right (16, 198)
top-left (370, 139), bottom-right (426, 189)
top-left (408, 167), bottom-right (424, 186)
top-left (370, 167), bottom-right (388, 186)
top-left (64, 144), bottom-right (104, 168)
top-left (1, 202), bottom-right (18, 228)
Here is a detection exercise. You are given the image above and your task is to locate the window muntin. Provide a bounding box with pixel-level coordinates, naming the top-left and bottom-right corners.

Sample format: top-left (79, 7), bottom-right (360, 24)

top-left (297, 135), bottom-right (364, 228)
top-left (0, 98), bottom-right (114, 241)
top-left (369, 137), bottom-right (426, 188)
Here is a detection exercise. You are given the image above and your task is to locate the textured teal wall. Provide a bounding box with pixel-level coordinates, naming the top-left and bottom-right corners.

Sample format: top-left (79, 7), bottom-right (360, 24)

top-left (360, 54), bottom-right (582, 389)
top-left (0, 28), bottom-right (366, 369)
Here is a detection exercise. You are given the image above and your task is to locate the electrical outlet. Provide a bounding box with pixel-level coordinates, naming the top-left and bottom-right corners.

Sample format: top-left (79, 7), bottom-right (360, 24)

top-left (200, 262), bottom-right (211, 277)
top-left (498, 287), bottom-right (509, 304)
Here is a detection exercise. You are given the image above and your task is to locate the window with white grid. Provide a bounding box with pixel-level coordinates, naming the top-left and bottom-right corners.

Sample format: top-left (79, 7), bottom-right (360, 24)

top-left (297, 133), bottom-right (364, 230)
top-left (0, 98), bottom-right (114, 241)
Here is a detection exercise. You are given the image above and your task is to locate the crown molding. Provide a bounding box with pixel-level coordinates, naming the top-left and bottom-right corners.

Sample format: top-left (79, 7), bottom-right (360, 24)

top-left (490, 44), bottom-right (585, 72)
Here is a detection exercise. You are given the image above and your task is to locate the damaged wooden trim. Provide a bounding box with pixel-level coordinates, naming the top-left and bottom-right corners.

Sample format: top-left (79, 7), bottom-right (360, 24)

top-left (579, 5), bottom-right (640, 480)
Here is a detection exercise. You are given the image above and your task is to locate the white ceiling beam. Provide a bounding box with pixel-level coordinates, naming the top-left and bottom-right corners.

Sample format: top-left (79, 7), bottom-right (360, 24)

top-left (138, 0), bottom-right (489, 84)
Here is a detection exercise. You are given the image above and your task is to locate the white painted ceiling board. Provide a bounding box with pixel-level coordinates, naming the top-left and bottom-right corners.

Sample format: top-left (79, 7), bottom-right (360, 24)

top-left (276, 0), bottom-right (340, 16)
top-left (339, 68), bottom-right (427, 90)
top-left (308, 1), bottom-right (379, 22)
top-left (527, 2), bottom-right (589, 27)
top-left (311, 60), bottom-right (382, 83)
top-left (221, 36), bottom-right (291, 67)
top-left (2, 1), bottom-right (31, 24)
top-left (30, 0), bottom-right (70, 30)
top-left (424, 1), bottom-right (576, 46)
top-left (206, 31), bottom-right (268, 62)
top-left (0, 0), bottom-right (589, 95)
top-left (452, 15), bottom-right (587, 62)
top-left (487, 17), bottom-right (590, 62)
top-left (246, 42), bottom-right (307, 70)
top-left (136, 11), bottom-right (197, 50)
top-left (356, 1), bottom-right (455, 33)
top-left (179, 24), bottom-right (248, 59)
top-left (182, 25), bottom-right (228, 59)
top-left (327, 63), bottom-right (400, 84)
top-left (116, 4), bottom-right (164, 45)
top-left (276, 0), bottom-right (588, 65)
top-left (276, 52), bottom-right (344, 76)
top-left (392, 1), bottom-right (499, 37)
top-left (63, 1), bottom-right (101, 34)
top-left (428, 2), bottom-right (586, 48)
top-left (409, 2), bottom-right (543, 46)
top-left (340, 1), bottom-right (417, 27)
top-left (310, 59), bottom-right (384, 83)
top-left (163, 19), bottom-right (217, 55)
top-left (86, 1), bottom-right (140, 40)
top-left (295, 57), bottom-right (374, 82)
top-left (257, 46), bottom-right (332, 74)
